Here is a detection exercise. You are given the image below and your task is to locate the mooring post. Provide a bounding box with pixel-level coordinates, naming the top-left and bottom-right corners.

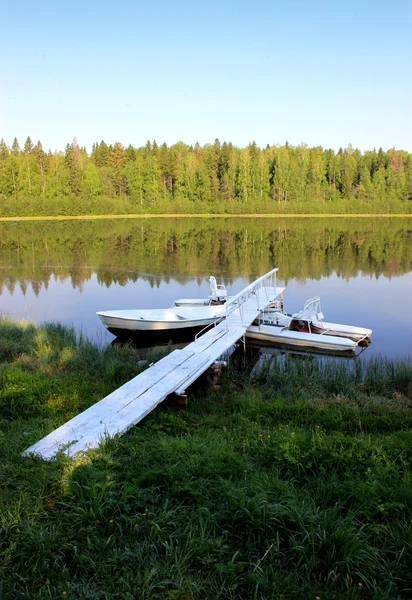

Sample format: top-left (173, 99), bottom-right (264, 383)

top-left (206, 360), bottom-right (227, 390)
top-left (170, 393), bottom-right (188, 409)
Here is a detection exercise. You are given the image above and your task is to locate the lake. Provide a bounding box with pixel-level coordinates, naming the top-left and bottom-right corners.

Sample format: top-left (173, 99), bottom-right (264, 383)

top-left (0, 216), bottom-right (411, 359)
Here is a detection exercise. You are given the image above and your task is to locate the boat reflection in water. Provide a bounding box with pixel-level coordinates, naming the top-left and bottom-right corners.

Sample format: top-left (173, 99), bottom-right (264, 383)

top-left (111, 327), bottom-right (369, 372)
top-left (111, 334), bottom-right (191, 361)
top-left (245, 341), bottom-right (366, 363)
top-left (109, 326), bottom-right (195, 360)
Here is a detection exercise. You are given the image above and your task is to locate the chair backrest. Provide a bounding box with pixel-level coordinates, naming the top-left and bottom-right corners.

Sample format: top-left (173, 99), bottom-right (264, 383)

top-left (209, 276), bottom-right (228, 301)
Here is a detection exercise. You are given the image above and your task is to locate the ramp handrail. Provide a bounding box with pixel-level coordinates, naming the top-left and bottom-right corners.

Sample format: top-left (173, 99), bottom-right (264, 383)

top-left (225, 268), bottom-right (278, 309)
top-left (194, 268), bottom-right (279, 339)
top-left (223, 268), bottom-right (278, 330)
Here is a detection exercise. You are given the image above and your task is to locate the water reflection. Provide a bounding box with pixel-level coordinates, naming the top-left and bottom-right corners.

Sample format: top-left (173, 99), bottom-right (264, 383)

top-left (247, 341), bottom-right (368, 362)
top-left (111, 333), bottom-right (200, 354)
top-left (111, 332), bottom-right (369, 369)
top-left (1, 217), bottom-right (411, 294)
top-left (0, 217), bottom-right (411, 358)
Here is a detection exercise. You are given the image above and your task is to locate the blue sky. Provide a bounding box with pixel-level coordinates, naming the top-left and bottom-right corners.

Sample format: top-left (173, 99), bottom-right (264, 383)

top-left (2, 0), bottom-right (411, 152)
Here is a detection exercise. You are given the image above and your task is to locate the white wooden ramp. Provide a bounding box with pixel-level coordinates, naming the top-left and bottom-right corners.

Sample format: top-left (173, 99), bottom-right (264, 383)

top-left (23, 269), bottom-right (281, 460)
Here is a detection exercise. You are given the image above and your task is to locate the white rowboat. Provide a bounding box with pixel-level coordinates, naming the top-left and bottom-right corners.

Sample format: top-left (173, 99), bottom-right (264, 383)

top-left (97, 305), bottom-right (226, 337)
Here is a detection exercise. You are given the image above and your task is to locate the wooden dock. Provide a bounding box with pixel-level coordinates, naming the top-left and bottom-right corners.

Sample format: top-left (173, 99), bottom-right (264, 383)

top-left (23, 269), bottom-right (281, 460)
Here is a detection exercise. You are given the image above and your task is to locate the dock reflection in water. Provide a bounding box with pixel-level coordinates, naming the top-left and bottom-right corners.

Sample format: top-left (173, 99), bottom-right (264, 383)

top-left (111, 329), bottom-right (369, 379)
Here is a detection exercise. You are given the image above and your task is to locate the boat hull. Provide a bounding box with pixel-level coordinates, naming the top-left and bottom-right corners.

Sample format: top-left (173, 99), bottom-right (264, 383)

top-left (97, 306), bottom-right (225, 337)
top-left (105, 324), bottom-right (208, 340)
top-left (245, 323), bottom-right (358, 352)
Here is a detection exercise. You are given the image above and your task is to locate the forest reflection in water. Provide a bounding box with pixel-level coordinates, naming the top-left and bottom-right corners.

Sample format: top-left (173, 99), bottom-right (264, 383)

top-left (0, 216), bottom-right (411, 358)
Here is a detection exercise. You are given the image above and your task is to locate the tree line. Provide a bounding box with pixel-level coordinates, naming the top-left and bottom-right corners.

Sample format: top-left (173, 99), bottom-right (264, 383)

top-left (0, 137), bottom-right (411, 215)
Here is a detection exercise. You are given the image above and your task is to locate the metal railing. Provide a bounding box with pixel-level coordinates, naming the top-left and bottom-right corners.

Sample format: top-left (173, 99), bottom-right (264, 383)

top-left (221, 268), bottom-right (278, 333)
top-left (194, 268), bottom-right (279, 340)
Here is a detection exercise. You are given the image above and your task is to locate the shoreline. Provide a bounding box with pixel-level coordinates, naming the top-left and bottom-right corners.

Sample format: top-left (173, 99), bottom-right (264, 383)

top-left (0, 212), bottom-right (411, 222)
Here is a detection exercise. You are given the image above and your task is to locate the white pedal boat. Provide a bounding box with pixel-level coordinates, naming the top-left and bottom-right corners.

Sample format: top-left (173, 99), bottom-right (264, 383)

top-left (259, 296), bottom-right (372, 343)
top-left (246, 296), bottom-right (372, 353)
top-left (245, 322), bottom-right (358, 352)
top-left (97, 305), bottom-right (226, 337)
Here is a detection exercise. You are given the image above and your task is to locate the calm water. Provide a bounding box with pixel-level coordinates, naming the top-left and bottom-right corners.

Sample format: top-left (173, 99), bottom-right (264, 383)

top-left (0, 217), bottom-right (411, 359)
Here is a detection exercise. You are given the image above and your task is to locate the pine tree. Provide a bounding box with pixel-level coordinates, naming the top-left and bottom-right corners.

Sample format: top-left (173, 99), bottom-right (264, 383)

top-left (34, 141), bottom-right (47, 195)
top-left (126, 144), bottom-right (136, 161)
top-left (94, 141), bottom-right (109, 167)
top-left (219, 142), bottom-right (236, 201)
top-left (11, 137), bottom-right (21, 154)
top-left (158, 143), bottom-right (173, 196)
top-left (24, 136), bottom-right (34, 154)
top-left (0, 138), bottom-right (13, 198)
top-left (248, 141), bottom-right (261, 202)
top-left (109, 142), bottom-right (127, 195)
top-left (65, 138), bottom-right (82, 196)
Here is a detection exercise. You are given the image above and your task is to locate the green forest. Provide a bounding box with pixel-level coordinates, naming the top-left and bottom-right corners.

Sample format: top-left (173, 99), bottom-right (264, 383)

top-left (0, 137), bottom-right (411, 216)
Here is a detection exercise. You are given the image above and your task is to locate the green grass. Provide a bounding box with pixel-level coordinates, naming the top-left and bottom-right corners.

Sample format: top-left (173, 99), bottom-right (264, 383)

top-left (1, 317), bottom-right (412, 599)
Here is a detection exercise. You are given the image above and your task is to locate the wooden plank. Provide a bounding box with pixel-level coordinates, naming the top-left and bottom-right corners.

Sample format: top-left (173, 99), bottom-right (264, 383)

top-left (23, 270), bottom-right (282, 459)
top-left (55, 353), bottom-right (211, 458)
top-left (23, 349), bottom-right (197, 458)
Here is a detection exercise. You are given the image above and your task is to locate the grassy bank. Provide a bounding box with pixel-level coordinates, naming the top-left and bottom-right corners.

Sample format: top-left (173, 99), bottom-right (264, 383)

top-left (1, 317), bottom-right (412, 599)
top-left (0, 212), bottom-right (412, 222)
